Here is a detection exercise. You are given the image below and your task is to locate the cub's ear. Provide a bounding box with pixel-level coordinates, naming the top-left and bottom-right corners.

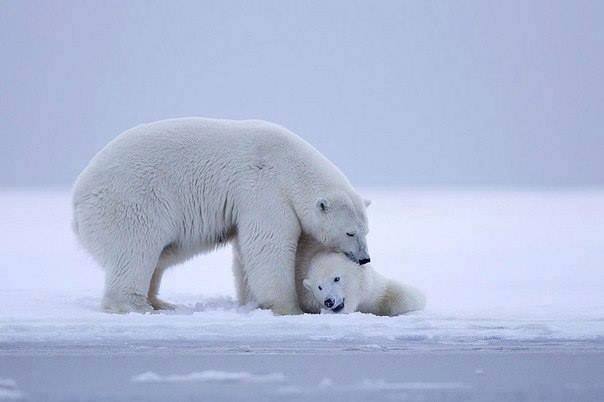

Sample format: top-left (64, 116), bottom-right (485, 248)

top-left (316, 198), bottom-right (329, 212)
top-left (364, 199), bottom-right (372, 208)
top-left (303, 279), bottom-right (312, 290)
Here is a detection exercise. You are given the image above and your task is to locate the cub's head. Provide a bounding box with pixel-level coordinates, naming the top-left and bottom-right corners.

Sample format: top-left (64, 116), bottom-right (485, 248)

top-left (303, 252), bottom-right (360, 314)
top-left (309, 192), bottom-right (371, 265)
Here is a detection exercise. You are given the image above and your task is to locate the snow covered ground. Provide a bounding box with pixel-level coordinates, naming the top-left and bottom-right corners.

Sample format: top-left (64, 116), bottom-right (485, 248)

top-left (1, 189), bottom-right (604, 401)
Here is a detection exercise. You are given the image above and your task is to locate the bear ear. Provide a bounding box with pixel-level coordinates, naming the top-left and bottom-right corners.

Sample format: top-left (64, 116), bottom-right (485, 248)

top-left (303, 279), bottom-right (312, 290)
top-left (316, 198), bottom-right (329, 213)
top-left (364, 199), bottom-right (372, 208)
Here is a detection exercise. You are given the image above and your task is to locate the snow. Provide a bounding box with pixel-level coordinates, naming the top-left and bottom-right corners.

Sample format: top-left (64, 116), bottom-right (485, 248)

top-left (0, 291), bottom-right (601, 353)
top-left (0, 379), bottom-right (24, 400)
top-left (1, 189), bottom-right (603, 352)
top-left (129, 372), bottom-right (468, 395)
top-left (131, 370), bottom-right (285, 383)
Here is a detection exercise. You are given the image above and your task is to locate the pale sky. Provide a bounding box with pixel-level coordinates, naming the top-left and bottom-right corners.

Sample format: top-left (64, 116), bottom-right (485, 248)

top-left (2, 0), bottom-right (603, 188)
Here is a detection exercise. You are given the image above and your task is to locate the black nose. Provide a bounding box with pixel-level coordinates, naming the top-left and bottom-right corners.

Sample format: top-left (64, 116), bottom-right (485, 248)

top-left (359, 258), bottom-right (371, 265)
top-left (324, 298), bottom-right (335, 308)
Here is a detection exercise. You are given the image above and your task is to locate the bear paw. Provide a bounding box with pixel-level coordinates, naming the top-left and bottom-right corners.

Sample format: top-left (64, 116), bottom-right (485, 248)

top-left (149, 297), bottom-right (177, 311)
top-left (102, 293), bottom-right (153, 314)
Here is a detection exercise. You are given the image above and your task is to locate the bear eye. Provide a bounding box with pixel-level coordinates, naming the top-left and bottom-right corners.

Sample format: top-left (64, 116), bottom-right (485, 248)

top-left (318, 286), bottom-right (322, 291)
top-left (346, 232), bottom-right (355, 237)
top-left (334, 276), bottom-right (340, 282)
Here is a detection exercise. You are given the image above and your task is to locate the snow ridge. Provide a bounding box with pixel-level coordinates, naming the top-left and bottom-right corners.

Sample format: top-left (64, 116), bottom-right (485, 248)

top-left (131, 370), bottom-right (285, 384)
top-left (0, 379), bottom-right (24, 400)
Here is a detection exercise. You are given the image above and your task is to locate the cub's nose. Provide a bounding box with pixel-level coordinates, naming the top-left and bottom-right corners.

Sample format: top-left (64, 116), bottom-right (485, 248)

top-left (324, 298), bottom-right (335, 308)
top-left (359, 257), bottom-right (371, 265)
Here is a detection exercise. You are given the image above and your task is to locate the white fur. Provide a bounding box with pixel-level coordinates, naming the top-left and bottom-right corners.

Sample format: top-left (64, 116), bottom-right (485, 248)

top-left (72, 118), bottom-right (369, 314)
top-left (300, 252), bottom-right (426, 316)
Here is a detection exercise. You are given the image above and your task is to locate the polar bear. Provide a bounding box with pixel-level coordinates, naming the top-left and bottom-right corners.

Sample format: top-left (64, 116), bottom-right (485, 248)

top-left (299, 252), bottom-right (426, 315)
top-left (72, 118), bottom-right (370, 315)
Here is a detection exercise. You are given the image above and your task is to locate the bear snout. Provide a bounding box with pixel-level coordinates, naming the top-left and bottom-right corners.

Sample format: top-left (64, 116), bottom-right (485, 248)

top-left (324, 298), bottom-right (335, 308)
top-left (359, 257), bottom-right (370, 265)
top-left (331, 300), bottom-right (345, 313)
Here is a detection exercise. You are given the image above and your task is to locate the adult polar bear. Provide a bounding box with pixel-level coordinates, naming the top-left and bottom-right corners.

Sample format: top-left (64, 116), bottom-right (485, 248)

top-left (72, 118), bottom-right (370, 315)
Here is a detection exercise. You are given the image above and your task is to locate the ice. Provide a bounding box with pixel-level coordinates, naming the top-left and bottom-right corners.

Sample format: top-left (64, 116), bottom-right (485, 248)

top-left (274, 378), bottom-right (472, 394)
top-left (357, 379), bottom-right (470, 390)
top-left (318, 378), bottom-right (334, 387)
top-left (274, 385), bottom-right (304, 395)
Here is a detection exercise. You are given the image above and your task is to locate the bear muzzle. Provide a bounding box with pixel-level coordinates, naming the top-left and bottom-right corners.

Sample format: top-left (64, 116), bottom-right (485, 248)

top-left (344, 251), bottom-right (371, 265)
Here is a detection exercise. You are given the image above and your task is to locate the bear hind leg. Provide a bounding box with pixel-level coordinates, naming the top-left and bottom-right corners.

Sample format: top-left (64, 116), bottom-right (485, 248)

top-left (147, 243), bottom-right (185, 310)
top-left (147, 266), bottom-right (176, 310)
top-left (378, 282), bottom-right (426, 316)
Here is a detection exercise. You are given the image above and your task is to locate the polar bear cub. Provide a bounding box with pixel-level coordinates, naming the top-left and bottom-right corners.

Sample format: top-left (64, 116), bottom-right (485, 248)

top-left (301, 252), bottom-right (426, 316)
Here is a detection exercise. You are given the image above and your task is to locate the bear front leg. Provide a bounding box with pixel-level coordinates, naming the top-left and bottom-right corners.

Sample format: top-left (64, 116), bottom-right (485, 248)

top-left (237, 225), bottom-right (302, 315)
top-left (102, 253), bottom-right (157, 314)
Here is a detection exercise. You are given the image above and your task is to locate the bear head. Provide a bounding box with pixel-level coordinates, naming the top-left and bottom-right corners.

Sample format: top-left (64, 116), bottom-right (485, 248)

top-left (303, 252), bottom-right (361, 314)
top-left (307, 191), bottom-right (371, 265)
